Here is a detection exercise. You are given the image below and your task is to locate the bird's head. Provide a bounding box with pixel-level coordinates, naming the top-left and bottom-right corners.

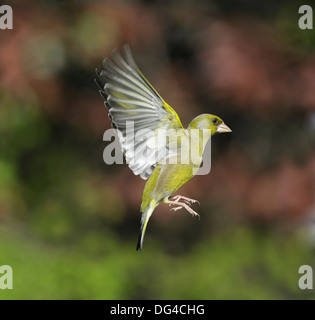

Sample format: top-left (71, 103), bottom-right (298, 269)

top-left (188, 114), bottom-right (232, 135)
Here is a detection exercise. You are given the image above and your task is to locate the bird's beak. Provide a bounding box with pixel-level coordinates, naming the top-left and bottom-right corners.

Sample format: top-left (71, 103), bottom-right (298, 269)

top-left (217, 122), bottom-right (232, 133)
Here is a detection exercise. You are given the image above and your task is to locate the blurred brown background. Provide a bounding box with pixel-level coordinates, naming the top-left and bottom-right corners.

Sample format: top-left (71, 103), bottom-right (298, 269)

top-left (0, 0), bottom-right (315, 299)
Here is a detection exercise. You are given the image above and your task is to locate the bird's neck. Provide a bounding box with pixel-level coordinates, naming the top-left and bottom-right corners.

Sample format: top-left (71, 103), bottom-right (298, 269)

top-left (187, 128), bottom-right (212, 159)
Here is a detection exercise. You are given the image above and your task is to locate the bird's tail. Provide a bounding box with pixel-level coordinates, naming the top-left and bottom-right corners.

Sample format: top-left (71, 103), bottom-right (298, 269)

top-left (136, 202), bottom-right (156, 251)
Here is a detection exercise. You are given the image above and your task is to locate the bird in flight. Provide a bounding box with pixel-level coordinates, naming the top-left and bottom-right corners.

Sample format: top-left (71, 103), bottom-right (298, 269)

top-left (95, 45), bottom-right (231, 250)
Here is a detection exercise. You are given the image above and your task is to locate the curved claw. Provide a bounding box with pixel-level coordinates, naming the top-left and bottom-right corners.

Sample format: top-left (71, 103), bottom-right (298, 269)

top-left (167, 199), bottom-right (200, 219)
top-left (171, 195), bottom-right (200, 206)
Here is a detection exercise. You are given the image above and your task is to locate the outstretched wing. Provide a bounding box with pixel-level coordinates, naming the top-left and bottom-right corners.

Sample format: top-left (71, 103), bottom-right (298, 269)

top-left (95, 45), bottom-right (184, 180)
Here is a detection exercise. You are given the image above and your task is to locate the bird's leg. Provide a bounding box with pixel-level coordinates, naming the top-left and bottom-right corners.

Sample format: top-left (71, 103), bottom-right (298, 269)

top-left (164, 198), bottom-right (200, 219)
top-left (170, 195), bottom-right (200, 206)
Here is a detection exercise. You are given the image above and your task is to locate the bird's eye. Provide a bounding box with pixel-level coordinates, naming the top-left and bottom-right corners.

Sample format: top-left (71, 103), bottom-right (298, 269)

top-left (212, 118), bottom-right (218, 125)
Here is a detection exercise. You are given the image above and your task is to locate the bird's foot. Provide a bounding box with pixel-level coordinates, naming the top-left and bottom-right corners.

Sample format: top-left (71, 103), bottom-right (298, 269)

top-left (170, 195), bottom-right (200, 206)
top-left (167, 200), bottom-right (200, 219)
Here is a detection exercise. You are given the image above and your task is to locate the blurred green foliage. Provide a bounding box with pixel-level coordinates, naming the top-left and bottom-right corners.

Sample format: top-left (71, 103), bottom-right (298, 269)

top-left (0, 227), bottom-right (314, 299)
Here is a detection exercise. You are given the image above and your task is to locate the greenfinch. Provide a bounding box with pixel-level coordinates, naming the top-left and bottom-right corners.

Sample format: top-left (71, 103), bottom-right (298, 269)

top-left (95, 45), bottom-right (231, 250)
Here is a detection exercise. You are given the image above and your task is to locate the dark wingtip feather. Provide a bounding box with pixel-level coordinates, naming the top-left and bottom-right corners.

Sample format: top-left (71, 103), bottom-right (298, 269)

top-left (94, 68), bottom-right (105, 89)
top-left (94, 67), bottom-right (111, 109)
top-left (136, 226), bottom-right (143, 251)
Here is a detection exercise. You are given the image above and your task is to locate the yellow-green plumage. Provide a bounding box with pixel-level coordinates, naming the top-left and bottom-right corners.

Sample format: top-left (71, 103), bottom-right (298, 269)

top-left (95, 45), bottom-right (232, 251)
top-left (138, 115), bottom-right (229, 250)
